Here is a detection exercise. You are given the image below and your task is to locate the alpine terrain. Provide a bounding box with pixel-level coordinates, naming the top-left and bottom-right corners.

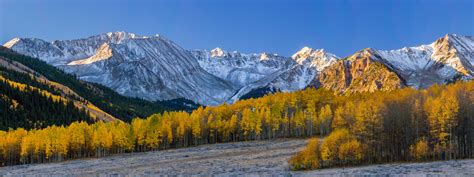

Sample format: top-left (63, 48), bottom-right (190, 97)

top-left (4, 32), bottom-right (473, 105)
top-left (0, 46), bottom-right (195, 130)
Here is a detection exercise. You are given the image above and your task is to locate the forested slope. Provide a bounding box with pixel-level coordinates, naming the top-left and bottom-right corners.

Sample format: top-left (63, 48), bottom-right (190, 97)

top-left (0, 68), bottom-right (94, 130)
top-left (0, 57), bottom-right (104, 130)
top-left (0, 47), bottom-right (197, 124)
top-left (1, 78), bottom-right (472, 166)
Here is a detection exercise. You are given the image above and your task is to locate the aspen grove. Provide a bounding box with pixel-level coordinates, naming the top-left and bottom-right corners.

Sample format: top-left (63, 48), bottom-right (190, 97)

top-left (1, 80), bottom-right (473, 167)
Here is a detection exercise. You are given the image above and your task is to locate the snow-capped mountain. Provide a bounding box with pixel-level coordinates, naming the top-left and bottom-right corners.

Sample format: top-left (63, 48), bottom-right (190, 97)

top-left (192, 48), bottom-right (293, 87)
top-left (3, 32), bottom-right (473, 105)
top-left (4, 30), bottom-right (339, 105)
top-left (312, 34), bottom-right (473, 94)
top-left (373, 34), bottom-right (474, 88)
top-left (191, 47), bottom-right (340, 102)
top-left (4, 32), bottom-right (237, 105)
top-left (269, 47), bottom-right (340, 92)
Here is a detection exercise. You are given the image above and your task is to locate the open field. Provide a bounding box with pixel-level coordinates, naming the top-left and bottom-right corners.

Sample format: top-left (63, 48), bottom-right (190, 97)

top-left (1, 138), bottom-right (473, 176)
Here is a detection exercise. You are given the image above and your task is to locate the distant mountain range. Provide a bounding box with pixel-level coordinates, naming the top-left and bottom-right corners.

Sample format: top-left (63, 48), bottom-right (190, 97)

top-left (4, 32), bottom-right (473, 105)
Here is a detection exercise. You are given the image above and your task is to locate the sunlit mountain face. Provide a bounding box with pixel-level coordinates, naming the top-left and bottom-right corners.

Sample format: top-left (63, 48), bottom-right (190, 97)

top-left (4, 32), bottom-right (473, 105)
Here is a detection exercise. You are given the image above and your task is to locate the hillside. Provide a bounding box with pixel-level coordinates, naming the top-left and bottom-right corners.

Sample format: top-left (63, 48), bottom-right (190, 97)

top-left (3, 33), bottom-right (237, 105)
top-left (1, 78), bottom-right (472, 166)
top-left (0, 47), bottom-right (197, 126)
top-left (314, 49), bottom-right (404, 93)
top-left (0, 56), bottom-right (111, 130)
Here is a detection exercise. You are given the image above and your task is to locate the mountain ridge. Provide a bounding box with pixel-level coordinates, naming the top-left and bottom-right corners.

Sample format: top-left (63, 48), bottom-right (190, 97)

top-left (0, 46), bottom-right (196, 124)
top-left (4, 32), bottom-right (473, 105)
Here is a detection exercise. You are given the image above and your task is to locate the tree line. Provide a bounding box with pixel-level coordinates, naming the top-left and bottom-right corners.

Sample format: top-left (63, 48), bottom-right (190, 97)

top-left (1, 80), bottom-right (473, 167)
top-left (290, 81), bottom-right (474, 170)
top-left (0, 48), bottom-right (194, 122)
top-left (0, 66), bottom-right (93, 131)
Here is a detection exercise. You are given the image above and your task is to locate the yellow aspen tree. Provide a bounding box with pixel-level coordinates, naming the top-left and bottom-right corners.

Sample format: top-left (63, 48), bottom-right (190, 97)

top-left (145, 114), bottom-right (162, 150)
top-left (353, 100), bottom-right (383, 161)
top-left (191, 112), bottom-right (202, 145)
top-left (68, 122), bottom-right (86, 158)
top-left (338, 139), bottom-right (364, 164)
top-left (228, 114), bottom-right (238, 141)
top-left (331, 106), bottom-right (347, 129)
top-left (289, 138), bottom-right (321, 170)
top-left (305, 100), bottom-right (318, 136)
top-left (111, 122), bottom-right (129, 153)
top-left (318, 105), bottom-right (333, 136)
top-left (207, 113), bottom-right (216, 143)
top-left (32, 131), bottom-right (42, 163)
top-left (254, 111), bottom-right (263, 139)
top-left (131, 118), bottom-right (146, 151)
top-left (44, 128), bottom-right (53, 161)
top-left (0, 130), bottom-right (6, 165)
top-left (321, 129), bottom-right (350, 163)
top-left (409, 138), bottom-right (429, 161)
top-left (20, 132), bottom-right (34, 164)
top-left (293, 110), bottom-right (305, 136)
top-left (411, 99), bottom-right (426, 139)
top-left (5, 128), bottom-right (27, 165)
top-left (240, 108), bottom-right (254, 139)
top-left (176, 114), bottom-right (187, 146)
top-left (424, 93), bottom-right (459, 159)
top-left (342, 101), bottom-right (357, 127)
top-left (57, 126), bottom-right (69, 161)
top-left (162, 118), bottom-right (173, 147)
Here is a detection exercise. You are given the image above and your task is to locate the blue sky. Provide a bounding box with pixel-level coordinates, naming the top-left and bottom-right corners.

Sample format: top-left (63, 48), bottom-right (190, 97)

top-left (0, 0), bottom-right (472, 57)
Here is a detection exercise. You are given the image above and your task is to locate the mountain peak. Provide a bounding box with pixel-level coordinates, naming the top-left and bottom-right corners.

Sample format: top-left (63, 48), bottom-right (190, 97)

top-left (210, 47), bottom-right (227, 58)
top-left (3, 37), bottom-right (51, 48)
top-left (260, 53), bottom-right (270, 60)
top-left (3, 38), bottom-right (21, 48)
top-left (444, 33), bottom-right (461, 39)
top-left (5, 32), bottom-right (473, 105)
top-left (292, 46), bottom-right (314, 59)
top-left (435, 33), bottom-right (473, 45)
top-left (292, 47), bottom-right (330, 60)
top-left (292, 46), bottom-right (339, 66)
top-left (101, 31), bottom-right (148, 43)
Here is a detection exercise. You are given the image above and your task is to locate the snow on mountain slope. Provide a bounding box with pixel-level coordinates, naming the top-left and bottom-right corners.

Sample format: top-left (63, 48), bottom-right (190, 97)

top-left (4, 32), bottom-right (146, 65)
top-left (4, 32), bottom-right (472, 105)
top-left (373, 34), bottom-right (473, 88)
top-left (192, 47), bottom-right (339, 102)
top-left (269, 47), bottom-right (340, 91)
top-left (4, 32), bottom-right (237, 105)
top-left (192, 48), bottom-right (294, 87)
top-left (4, 38), bottom-right (65, 63)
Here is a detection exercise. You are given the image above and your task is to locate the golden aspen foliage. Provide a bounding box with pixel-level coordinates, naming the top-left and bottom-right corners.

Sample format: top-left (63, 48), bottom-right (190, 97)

top-left (240, 108), bottom-right (253, 138)
top-left (289, 138), bottom-right (321, 170)
top-left (1, 80), bottom-right (473, 167)
top-left (0, 130), bottom-right (7, 165)
top-left (318, 104), bottom-right (332, 135)
top-left (338, 139), bottom-right (364, 164)
top-left (409, 138), bottom-right (430, 161)
top-left (320, 128), bottom-right (352, 162)
top-left (144, 115), bottom-right (162, 150)
top-left (331, 106), bottom-right (347, 129)
top-left (131, 118), bottom-right (146, 150)
top-left (424, 92), bottom-right (459, 158)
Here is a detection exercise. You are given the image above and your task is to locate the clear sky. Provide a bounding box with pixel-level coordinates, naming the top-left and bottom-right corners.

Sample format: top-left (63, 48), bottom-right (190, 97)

top-left (0, 0), bottom-right (473, 57)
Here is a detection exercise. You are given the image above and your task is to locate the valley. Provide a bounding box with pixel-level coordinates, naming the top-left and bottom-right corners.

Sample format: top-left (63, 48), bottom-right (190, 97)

top-left (0, 138), bottom-right (472, 176)
top-left (1, 1), bottom-right (472, 175)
